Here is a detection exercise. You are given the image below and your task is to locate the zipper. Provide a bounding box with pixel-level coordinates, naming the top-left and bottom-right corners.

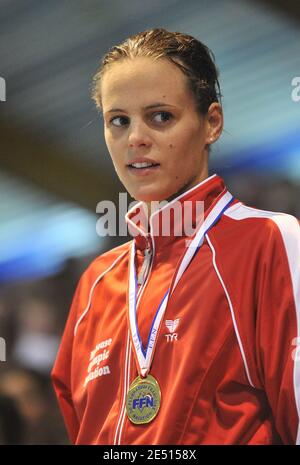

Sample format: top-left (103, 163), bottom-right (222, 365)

top-left (137, 245), bottom-right (152, 286)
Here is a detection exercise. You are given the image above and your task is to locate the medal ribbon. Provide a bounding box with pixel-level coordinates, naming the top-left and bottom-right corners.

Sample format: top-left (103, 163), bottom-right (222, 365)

top-left (128, 191), bottom-right (234, 377)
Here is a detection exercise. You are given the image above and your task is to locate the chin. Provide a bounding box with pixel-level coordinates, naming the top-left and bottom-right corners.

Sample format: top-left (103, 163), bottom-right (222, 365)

top-left (130, 187), bottom-right (169, 203)
top-left (132, 193), bottom-right (163, 202)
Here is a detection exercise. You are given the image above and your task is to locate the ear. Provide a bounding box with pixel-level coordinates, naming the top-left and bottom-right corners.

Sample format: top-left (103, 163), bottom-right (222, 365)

top-left (204, 103), bottom-right (223, 145)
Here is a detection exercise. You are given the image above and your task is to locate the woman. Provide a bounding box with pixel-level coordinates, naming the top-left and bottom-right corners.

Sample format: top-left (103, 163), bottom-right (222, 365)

top-left (52, 28), bottom-right (300, 445)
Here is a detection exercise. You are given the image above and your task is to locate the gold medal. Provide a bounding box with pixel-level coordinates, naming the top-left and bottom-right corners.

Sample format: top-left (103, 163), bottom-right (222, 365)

top-left (126, 374), bottom-right (161, 424)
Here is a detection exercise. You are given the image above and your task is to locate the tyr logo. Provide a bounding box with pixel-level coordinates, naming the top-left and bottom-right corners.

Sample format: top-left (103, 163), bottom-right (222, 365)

top-left (164, 318), bottom-right (180, 342)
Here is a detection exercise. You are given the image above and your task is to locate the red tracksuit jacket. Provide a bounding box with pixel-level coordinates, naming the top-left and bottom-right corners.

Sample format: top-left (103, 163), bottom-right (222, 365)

top-left (51, 174), bottom-right (300, 444)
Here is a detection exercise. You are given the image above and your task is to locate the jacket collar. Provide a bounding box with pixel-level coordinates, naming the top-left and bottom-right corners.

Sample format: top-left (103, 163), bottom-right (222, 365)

top-left (125, 173), bottom-right (228, 253)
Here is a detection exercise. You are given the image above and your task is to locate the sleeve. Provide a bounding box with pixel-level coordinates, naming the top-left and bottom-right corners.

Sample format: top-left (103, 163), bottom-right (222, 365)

top-left (51, 277), bottom-right (83, 444)
top-left (256, 215), bottom-right (300, 444)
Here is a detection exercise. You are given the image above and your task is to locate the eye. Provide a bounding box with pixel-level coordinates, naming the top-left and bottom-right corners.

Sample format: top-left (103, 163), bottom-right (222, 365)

top-left (107, 111), bottom-right (173, 128)
top-left (109, 115), bottom-right (129, 127)
top-left (152, 111), bottom-right (173, 123)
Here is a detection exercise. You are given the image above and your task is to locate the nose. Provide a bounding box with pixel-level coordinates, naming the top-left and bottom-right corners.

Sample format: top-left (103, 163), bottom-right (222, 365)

top-left (128, 120), bottom-right (151, 148)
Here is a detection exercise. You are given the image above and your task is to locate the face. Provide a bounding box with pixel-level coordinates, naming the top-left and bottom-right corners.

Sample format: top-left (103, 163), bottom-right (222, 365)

top-left (101, 56), bottom-right (222, 202)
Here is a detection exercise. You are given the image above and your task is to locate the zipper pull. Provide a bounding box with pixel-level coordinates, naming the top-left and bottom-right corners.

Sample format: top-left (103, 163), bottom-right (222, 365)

top-left (137, 246), bottom-right (152, 285)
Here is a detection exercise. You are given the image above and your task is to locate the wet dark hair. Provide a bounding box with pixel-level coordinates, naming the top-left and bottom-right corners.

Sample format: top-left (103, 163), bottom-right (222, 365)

top-left (91, 27), bottom-right (222, 117)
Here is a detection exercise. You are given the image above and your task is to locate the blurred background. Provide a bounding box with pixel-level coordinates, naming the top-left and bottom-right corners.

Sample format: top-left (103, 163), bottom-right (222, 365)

top-left (0, 0), bottom-right (299, 444)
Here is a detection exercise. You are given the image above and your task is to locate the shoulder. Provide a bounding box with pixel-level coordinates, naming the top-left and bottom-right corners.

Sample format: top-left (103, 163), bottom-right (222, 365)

top-left (76, 240), bottom-right (131, 292)
top-left (223, 201), bottom-right (300, 245)
top-left (69, 241), bottom-right (132, 334)
top-left (209, 201), bottom-right (300, 273)
top-left (85, 240), bottom-right (131, 277)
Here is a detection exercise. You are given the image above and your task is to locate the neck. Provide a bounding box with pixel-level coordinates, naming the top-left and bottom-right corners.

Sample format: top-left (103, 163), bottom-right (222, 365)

top-left (145, 172), bottom-right (209, 218)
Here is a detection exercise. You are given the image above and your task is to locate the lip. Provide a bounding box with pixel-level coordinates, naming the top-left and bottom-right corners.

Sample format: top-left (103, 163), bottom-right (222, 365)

top-left (127, 164), bottom-right (160, 176)
top-left (126, 157), bottom-right (161, 177)
top-left (126, 157), bottom-right (160, 167)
